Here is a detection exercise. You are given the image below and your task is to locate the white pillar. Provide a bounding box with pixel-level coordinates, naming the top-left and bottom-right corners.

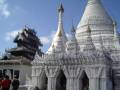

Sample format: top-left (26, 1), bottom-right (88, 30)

top-left (47, 77), bottom-right (56, 90)
top-left (32, 76), bottom-right (38, 87)
top-left (100, 78), bottom-right (107, 90)
top-left (89, 78), bottom-right (99, 90)
top-left (66, 77), bottom-right (80, 90)
top-left (100, 78), bottom-right (112, 90)
top-left (37, 76), bottom-right (42, 88)
top-left (79, 79), bottom-right (82, 90)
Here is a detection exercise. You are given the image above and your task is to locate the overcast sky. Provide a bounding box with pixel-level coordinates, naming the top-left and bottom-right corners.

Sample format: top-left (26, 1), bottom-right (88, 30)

top-left (0, 0), bottom-right (120, 54)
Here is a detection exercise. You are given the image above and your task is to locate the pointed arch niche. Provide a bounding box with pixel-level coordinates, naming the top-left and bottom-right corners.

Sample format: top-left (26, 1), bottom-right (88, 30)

top-left (39, 71), bottom-right (48, 90)
top-left (80, 71), bottom-right (89, 90)
top-left (56, 70), bottom-right (67, 90)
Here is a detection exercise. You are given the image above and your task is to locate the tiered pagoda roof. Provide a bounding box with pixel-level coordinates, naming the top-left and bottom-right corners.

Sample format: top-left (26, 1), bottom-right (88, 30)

top-left (1, 27), bottom-right (43, 61)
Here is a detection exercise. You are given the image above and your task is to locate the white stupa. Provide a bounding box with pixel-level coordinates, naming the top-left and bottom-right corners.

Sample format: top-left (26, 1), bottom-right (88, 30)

top-left (76, 0), bottom-right (114, 51)
top-left (47, 4), bottom-right (67, 54)
top-left (32, 1), bottom-right (120, 90)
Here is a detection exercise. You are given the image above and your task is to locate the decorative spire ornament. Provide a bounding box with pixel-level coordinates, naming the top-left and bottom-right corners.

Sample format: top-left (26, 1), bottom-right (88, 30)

top-left (83, 25), bottom-right (96, 52)
top-left (47, 3), bottom-right (67, 54)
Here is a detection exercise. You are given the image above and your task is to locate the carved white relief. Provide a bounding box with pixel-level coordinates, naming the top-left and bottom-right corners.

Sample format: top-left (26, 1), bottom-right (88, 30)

top-left (45, 66), bottom-right (60, 77)
top-left (85, 67), bottom-right (103, 78)
top-left (63, 65), bottom-right (82, 78)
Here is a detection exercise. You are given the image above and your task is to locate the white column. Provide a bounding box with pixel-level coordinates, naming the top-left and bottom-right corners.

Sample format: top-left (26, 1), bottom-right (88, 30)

top-left (32, 76), bottom-right (43, 89)
top-left (37, 76), bottom-right (42, 89)
top-left (47, 77), bottom-right (56, 90)
top-left (100, 78), bottom-right (112, 90)
top-left (79, 79), bottom-right (82, 90)
top-left (89, 78), bottom-right (99, 90)
top-left (32, 76), bottom-right (38, 87)
top-left (100, 78), bottom-right (107, 90)
top-left (66, 77), bottom-right (80, 90)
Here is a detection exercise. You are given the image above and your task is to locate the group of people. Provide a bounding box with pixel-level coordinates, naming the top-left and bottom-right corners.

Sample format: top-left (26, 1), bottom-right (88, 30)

top-left (0, 75), bottom-right (19, 90)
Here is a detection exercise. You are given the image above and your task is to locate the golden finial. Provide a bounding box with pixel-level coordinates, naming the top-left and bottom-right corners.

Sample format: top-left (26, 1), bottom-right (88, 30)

top-left (57, 30), bottom-right (62, 37)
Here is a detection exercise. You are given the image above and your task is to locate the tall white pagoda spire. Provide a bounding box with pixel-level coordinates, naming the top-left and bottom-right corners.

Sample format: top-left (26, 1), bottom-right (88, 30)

top-left (76, 0), bottom-right (114, 50)
top-left (66, 24), bottom-right (79, 55)
top-left (47, 3), bottom-right (67, 54)
top-left (77, 0), bottom-right (112, 28)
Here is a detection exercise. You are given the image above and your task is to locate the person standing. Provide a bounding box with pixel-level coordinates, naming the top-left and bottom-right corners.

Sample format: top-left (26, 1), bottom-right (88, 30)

top-left (1, 75), bottom-right (11, 90)
top-left (12, 76), bottom-right (19, 90)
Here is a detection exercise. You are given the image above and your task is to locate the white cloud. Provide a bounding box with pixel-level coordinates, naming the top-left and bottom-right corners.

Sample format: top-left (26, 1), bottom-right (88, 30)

top-left (0, 0), bottom-right (11, 17)
top-left (40, 31), bottom-right (56, 45)
top-left (66, 33), bottom-right (71, 38)
top-left (40, 36), bottom-right (51, 44)
top-left (5, 30), bottom-right (21, 41)
top-left (50, 31), bottom-right (56, 38)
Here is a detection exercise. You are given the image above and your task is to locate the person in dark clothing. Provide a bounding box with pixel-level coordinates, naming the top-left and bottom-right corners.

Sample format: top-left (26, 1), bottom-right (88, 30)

top-left (1, 75), bottom-right (11, 90)
top-left (12, 76), bottom-right (19, 90)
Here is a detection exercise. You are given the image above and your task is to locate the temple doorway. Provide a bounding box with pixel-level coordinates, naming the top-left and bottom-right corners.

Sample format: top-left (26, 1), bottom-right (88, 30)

top-left (56, 70), bottom-right (66, 90)
top-left (81, 71), bottom-right (89, 90)
top-left (40, 71), bottom-right (48, 90)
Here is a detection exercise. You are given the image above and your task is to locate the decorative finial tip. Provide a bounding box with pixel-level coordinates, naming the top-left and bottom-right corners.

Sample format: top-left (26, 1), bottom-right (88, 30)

top-left (71, 19), bottom-right (76, 33)
top-left (58, 3), bottom-right (64, 13)
top-left (71, 25), bottom-right (76, 33)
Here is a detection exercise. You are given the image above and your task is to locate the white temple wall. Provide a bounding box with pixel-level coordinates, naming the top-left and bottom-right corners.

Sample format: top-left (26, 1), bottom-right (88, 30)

top-left (0, 64), bottom-right (31, 85)
top-left (32, 66), bottom-right (43, 88)
top-left (32, 64), bottom-right (113, 90)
